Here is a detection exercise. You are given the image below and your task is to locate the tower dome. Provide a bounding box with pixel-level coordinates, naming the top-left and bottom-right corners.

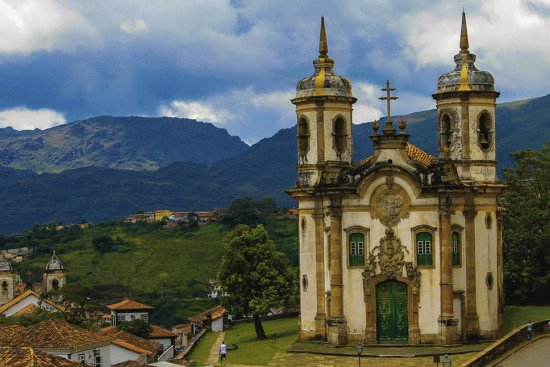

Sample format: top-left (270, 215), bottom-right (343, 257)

top-left (45, 251), bottom-right (64, 272)
top-left (0, 255), bottom-right (12, 272)
top-left (436, 12), bottom-right (495, 93)
top-left (295, 17), bottom-right (353, 99)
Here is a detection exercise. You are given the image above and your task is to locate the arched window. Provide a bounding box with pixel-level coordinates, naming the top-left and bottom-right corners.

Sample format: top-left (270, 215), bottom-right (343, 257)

top-left (452, 231), bottom-right (461, 266)
top-left (333, 117), bottom-right (347, 157)
top-left (440, 114), bottom-right (452, 153)
top-left (349, 233), bottom-right (365, 266)
top-left (1, 281), bottom-right (8, 294)
top-left (416, 232), bottom-right (433, 266)
top-left (52, 279), bottom-right (59, 290)
top-left (297, 117), bottom-right (310, 160)
top-left (478, 112), bottom-right (491, 151)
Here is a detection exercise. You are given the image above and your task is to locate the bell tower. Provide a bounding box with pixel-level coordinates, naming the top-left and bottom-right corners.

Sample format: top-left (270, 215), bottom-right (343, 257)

top-left (43, 251), bottom-right (66, 292)
top-left (433, 12), bottom-right (500, 183)
top-left (292, 17), bottom-right (357, 188)
top-left (0, 255), bottom-right (15, 306)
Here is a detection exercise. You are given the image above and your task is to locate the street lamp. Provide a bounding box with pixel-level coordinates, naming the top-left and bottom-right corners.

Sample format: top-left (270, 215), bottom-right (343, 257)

top-left (442, 354), bottom-right (452, 367)
top-left (356, 343), bottom-right (364, 367)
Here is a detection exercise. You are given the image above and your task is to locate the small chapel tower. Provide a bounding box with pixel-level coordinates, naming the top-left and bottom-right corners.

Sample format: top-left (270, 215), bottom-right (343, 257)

top-left (292, 17), bottom-right (357, 188)
top-left (433, 12), bottom-right (500, 183)
top-left (43, 251), bottom-right (66, 292)
top-left (0, 255), bottom-right (15, 306)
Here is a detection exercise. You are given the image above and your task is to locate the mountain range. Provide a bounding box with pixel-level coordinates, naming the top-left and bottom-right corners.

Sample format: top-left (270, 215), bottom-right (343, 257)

top-left (1, 94), bottom-right (549, 233)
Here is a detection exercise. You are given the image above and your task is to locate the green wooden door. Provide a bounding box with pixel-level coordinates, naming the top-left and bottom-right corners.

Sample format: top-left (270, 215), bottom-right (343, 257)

top-left (377, 280), bottom-right (408, 344)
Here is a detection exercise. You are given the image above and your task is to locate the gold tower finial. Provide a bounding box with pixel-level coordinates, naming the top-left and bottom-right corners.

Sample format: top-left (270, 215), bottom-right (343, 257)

top-left (319, 16), bottom-right (328, 57)
top-left (460, 10), bottom-right (469, 52)
top-left (458, 11), bottom-right (471, 91)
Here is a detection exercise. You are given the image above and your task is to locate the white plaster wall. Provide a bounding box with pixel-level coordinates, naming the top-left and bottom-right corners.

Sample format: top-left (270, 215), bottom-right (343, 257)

top-left (299, 211), bottom-right (317, 334)
top-left (109, 344), bottom-right (144, 366)
top-left (114, 311), bottom-right (149, 324)
top-left (212, 317), bottom-right (223, 332)
top-left (2, 294), bottom-right (59, 317)
top-left (151, 338), bottom-right (172, 354)
top-left (474, 209), bottom-right (499, 335)
top-left (66, 345), bottom-right (111, 367)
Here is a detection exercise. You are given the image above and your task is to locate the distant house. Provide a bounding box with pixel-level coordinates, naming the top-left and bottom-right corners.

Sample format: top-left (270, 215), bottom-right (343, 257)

top-left (0, 319), bottom-right (112, 367)
top-left (107, 299), bottom-right (155, 326)
top-left (171, 324), bottom-right (191, 349)
top-left (0, 289), bottom-right (65, 317)
top-left (106, 299), bottom-right (177, 360)
top-left (187, 305), bottom-right (226, 333)
top-left (101, 328), bottom-right (161, 365)
top-left (207, 280), bottom-right (228, 299)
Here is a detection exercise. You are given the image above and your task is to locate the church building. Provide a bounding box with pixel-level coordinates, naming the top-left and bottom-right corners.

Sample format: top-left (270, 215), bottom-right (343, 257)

top-left (288, 14), bottom-right (505, 345)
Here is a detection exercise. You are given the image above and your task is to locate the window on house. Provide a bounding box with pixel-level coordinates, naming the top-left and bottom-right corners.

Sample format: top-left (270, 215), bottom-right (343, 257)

top-left (117, 314), bottom-right (126, 323)
top-left (416, 232), bottom-right (433, 266)
top-left (78, 353), bottom-right (85, 363)
top-left (349, 233), bottom-right (365, 266)
top-left (93, 349), bottom-right (101, 367)
top-left (140, 313), bottom-right (149, 322)
top-left (452, 231), bottom-right (461, 266)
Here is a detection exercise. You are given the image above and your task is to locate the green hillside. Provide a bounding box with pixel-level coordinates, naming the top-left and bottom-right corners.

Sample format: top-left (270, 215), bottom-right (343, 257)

top-left (6, 215), bottom-right (298, 326)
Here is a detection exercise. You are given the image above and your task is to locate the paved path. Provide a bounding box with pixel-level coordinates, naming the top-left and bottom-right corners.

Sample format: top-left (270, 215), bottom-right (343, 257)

top-left (207, 332), bottom-right (225, 366)
top-left (494, 337), bottom-right (550, 367)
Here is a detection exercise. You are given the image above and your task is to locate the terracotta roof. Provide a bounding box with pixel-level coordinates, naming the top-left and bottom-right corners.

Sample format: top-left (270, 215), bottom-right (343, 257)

top-left (0, 324), bottom-right (26, 342)
top-left (0, 290), bottom-right (64, 316)
top-left (149, 324), bottom-right (177, 338)
top-left (0, 347), bottom-right (84, 367)
top-left (187, 305), bottom-right (225, 324)
top-left (101, 327), bottom-right (160, 354)
top-left (406, 143), bottom-right (434, 167)
top-left (112, 361), bottom-right (144, 367)
top-left (3, 319), bottom-right (111, 350)
top-left (107, 298), bottom-right (155, 311)
top-left (172, 324), bottom-right (192, 334)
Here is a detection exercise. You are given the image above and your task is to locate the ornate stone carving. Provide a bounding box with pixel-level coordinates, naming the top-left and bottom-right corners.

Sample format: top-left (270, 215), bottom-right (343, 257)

top-left (371, 177), bottom-right (409, 226)
top-left (297, 171), bottom-right (313, 186)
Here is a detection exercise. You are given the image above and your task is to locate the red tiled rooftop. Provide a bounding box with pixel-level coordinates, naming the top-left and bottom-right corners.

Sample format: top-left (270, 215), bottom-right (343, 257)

top-left (0, 347), bottom-right (84, 367)
top-left (106, 298), bottom-right (155, 311)
top-left (188, 305), bottom-right (225, 324)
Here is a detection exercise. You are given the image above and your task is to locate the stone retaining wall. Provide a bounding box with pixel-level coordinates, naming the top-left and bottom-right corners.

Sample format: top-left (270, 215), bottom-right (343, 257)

top-left (460, 320), bottom-right (549, 367)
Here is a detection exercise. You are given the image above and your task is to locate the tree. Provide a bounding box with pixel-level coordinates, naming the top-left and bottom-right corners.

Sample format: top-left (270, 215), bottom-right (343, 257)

top-left (220, 197), bottom-right (278, 227)
top-left (501, 142), bottom-right (550, 304)
top-left (118, 319), bottom-right (152, 338)
top-left (42, 283), bottom-right (100, 329)
top-left (217, 224), bottom-right (297, 339)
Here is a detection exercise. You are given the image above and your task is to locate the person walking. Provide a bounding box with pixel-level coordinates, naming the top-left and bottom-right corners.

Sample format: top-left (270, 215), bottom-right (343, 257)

top-left (527, 320), bottom-right (533, 341)
top-left (219, 340), bottom-right (227, 364)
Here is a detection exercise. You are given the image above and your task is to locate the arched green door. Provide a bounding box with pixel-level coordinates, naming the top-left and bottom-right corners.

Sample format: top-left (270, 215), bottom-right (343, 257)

top-left (377, 280), bottom-right (408, 343)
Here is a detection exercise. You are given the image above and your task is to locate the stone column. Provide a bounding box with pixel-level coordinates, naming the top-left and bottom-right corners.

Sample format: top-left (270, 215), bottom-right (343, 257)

top-left (464, 195), bottom-right (479, 338)
top-left (327, 197), bottom-right (347, 345)
top-left (313, 209), bottom-right (326, 340)
top-left (439, 197), bottom-right (457, 344)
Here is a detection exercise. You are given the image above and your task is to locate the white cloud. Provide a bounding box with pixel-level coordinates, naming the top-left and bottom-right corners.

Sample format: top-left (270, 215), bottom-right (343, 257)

top-left (0, 0), bottom-right (98, 54)
top-left (159, 100), bottom-right (232, 124)
top-left (120, 19), bottom-right (148, 34)
top-left (353, 82), bottom-right (384, 123)
top-left (0, 107), bottom-right (66, 130)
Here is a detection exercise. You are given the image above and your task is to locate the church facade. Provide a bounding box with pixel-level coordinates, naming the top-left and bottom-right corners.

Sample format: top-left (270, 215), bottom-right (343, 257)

top-left (288, 14), bottom-right (505, 345)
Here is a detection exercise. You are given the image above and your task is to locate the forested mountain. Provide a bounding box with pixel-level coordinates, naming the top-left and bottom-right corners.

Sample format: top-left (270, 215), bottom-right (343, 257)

top-left (0, 94), bottom-right (549, 233)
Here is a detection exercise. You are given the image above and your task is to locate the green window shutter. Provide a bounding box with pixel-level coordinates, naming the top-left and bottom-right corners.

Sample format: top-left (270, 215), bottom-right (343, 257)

top-left (349, 233), bottom-right (365, 266)
top-left (416, 232), bottom-right (433, 265)
top-left (452, 232), bottom-right (460, 265)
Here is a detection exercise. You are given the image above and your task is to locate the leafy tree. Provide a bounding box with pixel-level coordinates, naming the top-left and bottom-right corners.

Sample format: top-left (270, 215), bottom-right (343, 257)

top-left (218, 224), bottom-right (297, 339)
top-left (42, 283), bottom-right (100, 329)
top-left (220, 197), bottom-right (278, 227)
top-left (501, 142), bottom-right (550, 304)
top-left (92, 235), bottom-right (125, 253)
top-left (118, 319), bottom-right (152, 338)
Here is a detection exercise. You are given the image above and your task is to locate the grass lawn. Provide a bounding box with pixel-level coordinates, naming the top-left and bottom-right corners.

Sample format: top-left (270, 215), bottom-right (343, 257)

top-left (187, 331), bottom-right (222, 365)
top-left (502, 305), bottom-right (550, 333)
top-left (223, 317), bottom-right (298, 365)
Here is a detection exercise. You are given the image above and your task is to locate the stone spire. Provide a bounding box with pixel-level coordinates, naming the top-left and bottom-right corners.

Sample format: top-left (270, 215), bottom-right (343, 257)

top-left (458, 11), bottom-right (471, 91)
top-left (460, 10), bottom-right (469, 53)
top-left (319, 16), bottom-right (328, 58)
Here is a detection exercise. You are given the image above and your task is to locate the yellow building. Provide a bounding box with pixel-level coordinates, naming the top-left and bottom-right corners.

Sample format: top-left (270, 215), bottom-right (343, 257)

top-left (288, 14), bottom-right (504, 345)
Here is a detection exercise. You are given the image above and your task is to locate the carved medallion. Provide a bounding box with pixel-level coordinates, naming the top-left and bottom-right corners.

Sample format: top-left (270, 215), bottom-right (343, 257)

top-left (371, 178), bottom-right (409, 226)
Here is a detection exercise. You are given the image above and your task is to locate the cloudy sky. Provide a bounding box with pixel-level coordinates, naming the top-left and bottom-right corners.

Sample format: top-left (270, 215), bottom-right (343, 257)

top-left (0, 0), bottom-right (549, 143)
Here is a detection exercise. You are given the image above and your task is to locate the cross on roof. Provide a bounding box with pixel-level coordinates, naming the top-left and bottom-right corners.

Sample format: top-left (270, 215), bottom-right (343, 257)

top-left (379, 80), bottom-right (398, 134)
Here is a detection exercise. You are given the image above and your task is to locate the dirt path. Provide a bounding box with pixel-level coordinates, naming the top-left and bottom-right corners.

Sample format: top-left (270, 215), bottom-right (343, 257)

top-left (206, 332), bottom-right (225, 366)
